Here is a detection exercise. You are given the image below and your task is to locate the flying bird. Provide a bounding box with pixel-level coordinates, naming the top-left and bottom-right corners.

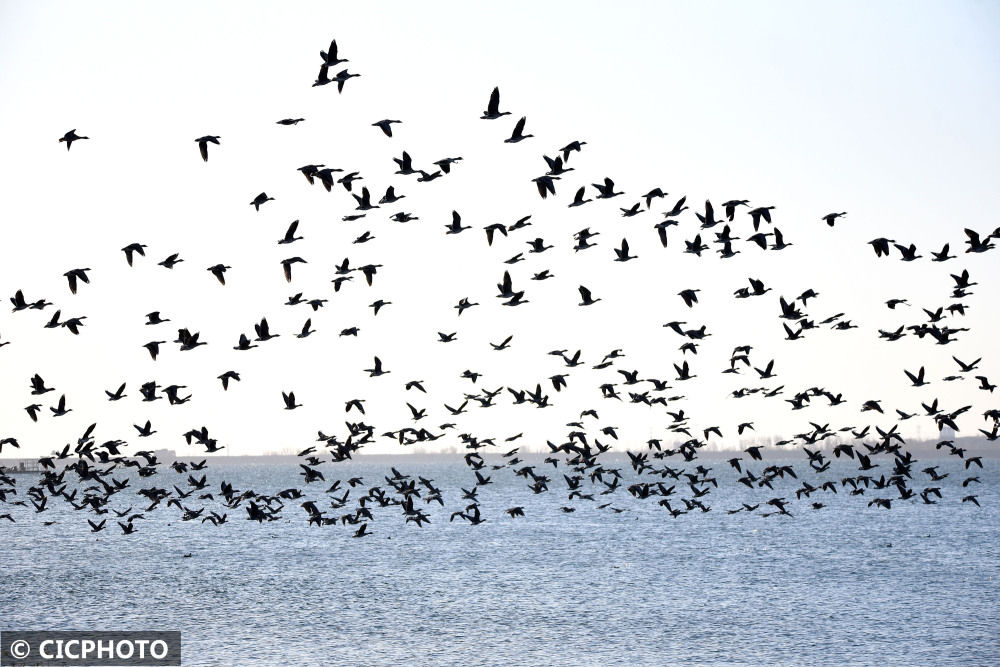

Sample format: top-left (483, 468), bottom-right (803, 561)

top-left (59, 129), bottom-right (89, 150)
top-left (195, 135), bottom-right (220, 161)
top-left (481, 87), bottom-right (510, 120)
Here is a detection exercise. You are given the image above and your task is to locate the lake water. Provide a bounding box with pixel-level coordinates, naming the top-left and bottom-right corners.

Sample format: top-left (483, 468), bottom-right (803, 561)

top-left (2, 454), bottom-right (998, 666)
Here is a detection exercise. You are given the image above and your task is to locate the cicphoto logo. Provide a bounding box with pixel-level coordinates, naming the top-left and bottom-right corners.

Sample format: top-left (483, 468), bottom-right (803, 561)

top-left (1, 631), bottom-right (180, 666)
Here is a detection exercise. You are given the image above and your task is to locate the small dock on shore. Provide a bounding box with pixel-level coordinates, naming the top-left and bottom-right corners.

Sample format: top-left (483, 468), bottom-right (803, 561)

top-left (0, 460), bottom-right (43, 474)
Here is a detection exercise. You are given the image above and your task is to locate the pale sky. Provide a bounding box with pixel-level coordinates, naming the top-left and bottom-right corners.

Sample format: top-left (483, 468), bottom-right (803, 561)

top-left (0, 1), bottom-right (998, 456)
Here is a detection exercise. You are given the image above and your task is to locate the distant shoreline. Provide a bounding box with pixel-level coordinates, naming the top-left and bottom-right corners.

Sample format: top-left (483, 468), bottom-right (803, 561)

top-left (2, 436), bottom-right (996, 467)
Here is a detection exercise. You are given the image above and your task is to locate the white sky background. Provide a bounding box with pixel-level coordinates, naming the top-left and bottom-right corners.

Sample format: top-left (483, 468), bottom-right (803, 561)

top-left (0, 1), bottom-right (998, 456)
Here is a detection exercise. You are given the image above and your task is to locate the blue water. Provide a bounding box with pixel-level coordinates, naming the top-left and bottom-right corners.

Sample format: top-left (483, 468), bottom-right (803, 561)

top-left (2, 455), bottom-right (998, 666)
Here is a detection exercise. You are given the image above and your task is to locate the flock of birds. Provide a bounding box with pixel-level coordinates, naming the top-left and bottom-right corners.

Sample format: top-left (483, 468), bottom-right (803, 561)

top-left (2, 38), bottom-right (998, 538)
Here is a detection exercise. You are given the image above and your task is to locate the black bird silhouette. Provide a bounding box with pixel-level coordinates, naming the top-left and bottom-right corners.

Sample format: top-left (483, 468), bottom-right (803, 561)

top-left (281, 257), bottom-right (307, 282)
top-left (822, 212), bottom-right (847, 227)
top-left (904, 367), bottom-right (928, 387)
top-left (207, 264), bottom-right (231, 285)
top-left (195, 135), bottom-right (220, 162)
top-left (122, 243), bottom-right (147, 266)
top-left (59, 129), bottom-right (89, 150)
top-left (569, 187), bottom-right (592, 208)
top-left (282, 391), bottom-right (301, 410)
top-left (578, 286), bottom-right (601, 306)
top-left (613, 238), bottom-right (636, 262)
top-left (63, 268), bottom-right (91, 294)
top-left (105, 383), bottom-right (127, 401)
top-left (372, 119), bottom-right (401, 137)
top-left (49, 394), bottom-right (71, 417)
top-left (320, 39), bottom-right (348, 66)
top-left (278, 220), bottom-right (303, 245)
top-left (250, 192), bottom-right (275, 211)
top-left (365, 356), bottom-right (389, 377)
top-left (158, 253), bottom-right (183, 269)
top-left (894, 243), bottom-right (922, 261)
top-left (481, 87), bottom-right (510, 120)
top-left (333, 69), bottom-right (360, 93)
top-left (505, 117), bottom-right (533, 143)
top-left (592, 177), bottom-right (622, 199)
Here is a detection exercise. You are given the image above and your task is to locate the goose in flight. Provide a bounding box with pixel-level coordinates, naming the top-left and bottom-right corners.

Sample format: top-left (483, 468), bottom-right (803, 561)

top-left (105, 383), bottom-right (127, 401)
top-left (353, 187), bottom-right (379, 211)
top-left (722, 199), bottom-right (749, 220)
top-left (868, 237), bottom-right (894, 257)
top-left (569, 187), bottom-right (592, 208)
top-left (445, 210), bottom-right (470, 234)
top-left (313, 65), bottom-right (331, 87)
top-left (578, 285), bottom-right (601, 306)
top-left (195, 135), bottom-right (220, 162)
top-left (253, 318), bottom-right (279, 342)
top-left (380, 186), bottom-right (404, 204)
top-left (218, 371), bottom-right (241, 390)
top-left (158, 253), bottom-right (183, 269)
top-left (59, 129), bottom-right (89, 150)
top-left (894, 242), bottom-right (922, 261)
top-left (696, 200), bottom-right (720, 228)
top-left (748, 206), bottom-right (775, 230)
top-left (372, 119), bottom-right (401, 137)
top-left (63, 268), bottom-right (91, 294)
top-left (122, 243), bottom-right (147, 266)
top-left (333, 69), bottom-right (360, 93)
top-left (207, 264), bottom-right (231, 285)
top-left (952, 356), bottom-right (981, 373)
top-left (143, 341), bottom-right (166, 360)
top-left (320, 39), bottom-right (348, 66)
top-left (964, 228), bottom-right (995, 253)
top-left (613, 238), bottom-right (636, 262)
top-left (930, 244), bottom-right (955, 262)
top-left (822, 211), bottom-right (847, 227)
top-left (280, 257), bottom-right (307, 282)
top-left (250, 192), bottom-right (275, 211)
top-left (365, 356), bottom-right (389, 377)
top-left (434, 156), bottom-right (463, 173)
top-left (50, 394), bottom-right (71, 417)
top-left (491, 335), bottom-right (513, 351)
top-left (25, 404), bottom-right (41, 421)
top-left (592, 177), bottom-right (622, 199)
top-left (532, 175), bottom-right (558, 198)
top-left (505, 117), bottom-right (533, 143)
top-left (278, 220), bottom-right (303, 245)
top-left (678, 289), bottom-right (700, 308)
top-left (481, 87), bottom-right (510, 119)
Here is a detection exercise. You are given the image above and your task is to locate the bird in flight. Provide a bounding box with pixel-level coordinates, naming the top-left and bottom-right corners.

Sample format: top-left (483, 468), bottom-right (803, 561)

top-left (195, 135), bottom-right (221, 162)
top-left (481, 87), bottom-right (510, 120)
top-left (59, 129), bottom-right (89, 150)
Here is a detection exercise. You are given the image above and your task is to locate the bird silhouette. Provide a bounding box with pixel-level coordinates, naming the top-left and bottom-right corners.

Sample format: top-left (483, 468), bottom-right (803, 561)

top-left (59, 129), bottom-right (89, 150)
top-left (195, 135), bottom-right (220, 162)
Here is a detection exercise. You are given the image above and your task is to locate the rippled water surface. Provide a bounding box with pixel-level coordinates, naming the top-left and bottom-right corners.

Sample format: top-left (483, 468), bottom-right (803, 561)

top-left (3, 456), bottom-right (998, 666)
